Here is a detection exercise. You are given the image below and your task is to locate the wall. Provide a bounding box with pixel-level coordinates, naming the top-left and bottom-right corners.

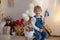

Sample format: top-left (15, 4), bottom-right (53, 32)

top-left (4, 0), bottom-right (32, 20)
top-left (0, 0), bottom-right (5, 21)
top-left (46, 0), bottom-right (60, 35)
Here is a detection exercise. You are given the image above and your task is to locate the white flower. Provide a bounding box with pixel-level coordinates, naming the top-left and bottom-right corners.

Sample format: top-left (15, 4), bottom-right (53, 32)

top-left (29, 3), bottom-right (34, 9)
top-left (22, 13), bottom-right (29, 21)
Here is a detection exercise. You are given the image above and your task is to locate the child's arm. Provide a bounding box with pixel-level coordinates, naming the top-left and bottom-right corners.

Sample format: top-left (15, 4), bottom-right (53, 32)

top-left (31, 17), bottom-right (40, 31)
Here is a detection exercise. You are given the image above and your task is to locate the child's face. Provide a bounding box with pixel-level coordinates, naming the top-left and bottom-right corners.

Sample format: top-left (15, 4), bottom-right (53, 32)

top-left (34, 9), bottom-right (41, 16)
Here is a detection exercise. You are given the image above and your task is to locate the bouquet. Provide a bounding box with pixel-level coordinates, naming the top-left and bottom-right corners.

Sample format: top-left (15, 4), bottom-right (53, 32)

top-left (25, 25), bottom-right (33, 32)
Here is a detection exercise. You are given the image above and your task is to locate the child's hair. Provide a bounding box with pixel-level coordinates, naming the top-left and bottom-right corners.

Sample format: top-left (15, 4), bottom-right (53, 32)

top-left (34, 5), bottom-right (42, 12)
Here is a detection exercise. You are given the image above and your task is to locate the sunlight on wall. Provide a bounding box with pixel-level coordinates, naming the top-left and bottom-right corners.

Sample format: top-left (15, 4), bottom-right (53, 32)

top-left (53, 6), bottom-right (60, 23)
top-left (55, 14), bottom-right (60, 22)
top-left (45, 0), bottom-right (60, 35)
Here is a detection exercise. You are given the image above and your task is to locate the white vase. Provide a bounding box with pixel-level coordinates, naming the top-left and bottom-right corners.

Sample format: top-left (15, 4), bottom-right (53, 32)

top-left (0, 21), bottom-right (6, 34)
top-left (3, 26), bottom-right (10, 35)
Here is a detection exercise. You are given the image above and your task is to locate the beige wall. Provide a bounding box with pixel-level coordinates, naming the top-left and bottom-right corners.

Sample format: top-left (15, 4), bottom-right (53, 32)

top-left (46, 0), bottom-right (60, 35)
top-left (0, 0), bottom-right (4, 20)
top-left (4, 0), bottom-right (32, 20)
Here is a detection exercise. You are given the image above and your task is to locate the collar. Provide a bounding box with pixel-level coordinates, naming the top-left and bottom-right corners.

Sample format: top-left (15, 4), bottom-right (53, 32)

top-left (35, 15), bottom-right (42, 18)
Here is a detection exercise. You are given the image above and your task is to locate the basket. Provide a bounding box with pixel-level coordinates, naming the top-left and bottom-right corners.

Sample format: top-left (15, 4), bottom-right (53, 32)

top-left (24, 30), bottom-right (34, 38)
top-left (24, 26), bottom-right (34, 38)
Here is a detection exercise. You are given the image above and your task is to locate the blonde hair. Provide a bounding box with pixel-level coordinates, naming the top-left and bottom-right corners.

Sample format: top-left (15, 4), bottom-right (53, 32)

top-left (34, 5), bottom-right (42, 12)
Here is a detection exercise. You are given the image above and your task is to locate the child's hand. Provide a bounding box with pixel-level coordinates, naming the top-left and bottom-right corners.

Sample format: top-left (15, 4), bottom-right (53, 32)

top-left (39, 29), bottom-right (43, 33)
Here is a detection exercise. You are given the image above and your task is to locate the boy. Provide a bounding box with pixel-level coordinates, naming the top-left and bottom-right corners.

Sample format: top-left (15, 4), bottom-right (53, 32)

top-left (31, 6), bottom-right (48, 40)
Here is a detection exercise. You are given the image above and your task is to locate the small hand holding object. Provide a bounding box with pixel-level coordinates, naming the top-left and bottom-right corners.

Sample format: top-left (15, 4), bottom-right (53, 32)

top-left (39, 29), bottom-right (43, 33)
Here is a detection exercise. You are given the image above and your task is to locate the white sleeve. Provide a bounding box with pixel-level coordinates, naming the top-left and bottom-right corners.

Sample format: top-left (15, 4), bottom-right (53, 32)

top-left (41, 16), bottom-right (46, 25)
top-left (31, 17), bottom-right (40, 31)
top-left (42, 16), bottom-right (44, 21)
top-left (42, 16), bottom-right (45, 22)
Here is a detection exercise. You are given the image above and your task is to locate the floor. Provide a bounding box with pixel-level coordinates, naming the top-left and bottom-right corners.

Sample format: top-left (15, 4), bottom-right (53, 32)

top-left (0, 34), bottom-right (60, 40)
